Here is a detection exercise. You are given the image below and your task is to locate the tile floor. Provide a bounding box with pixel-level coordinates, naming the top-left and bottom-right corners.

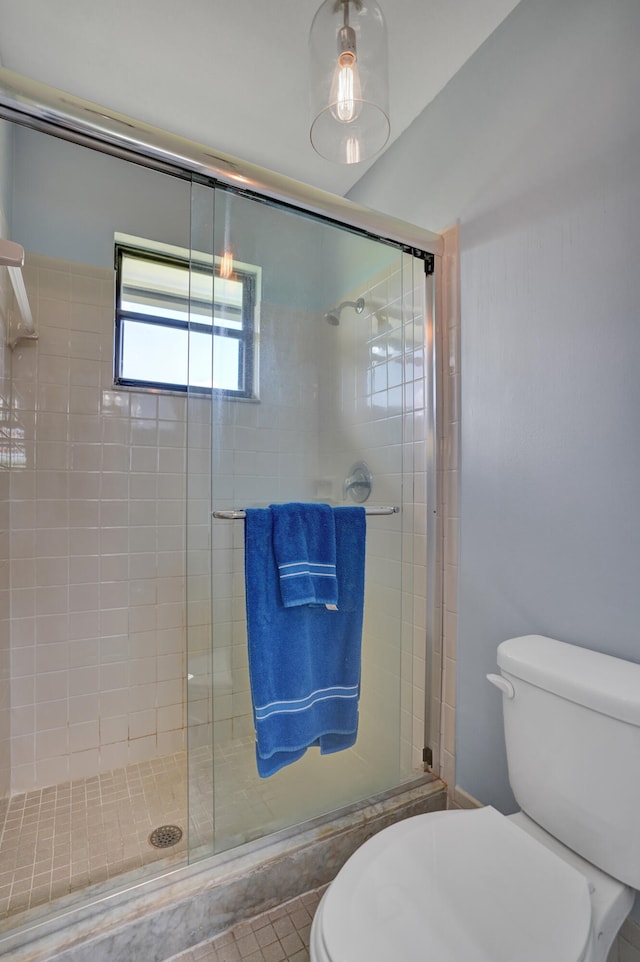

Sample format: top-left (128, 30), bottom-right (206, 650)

top-left (168, 887), bottom-right (326, 962)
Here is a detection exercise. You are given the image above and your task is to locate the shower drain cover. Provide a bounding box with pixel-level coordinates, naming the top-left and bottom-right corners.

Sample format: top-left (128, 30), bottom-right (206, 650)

top-left (149, 824), bottom-right (183, 849)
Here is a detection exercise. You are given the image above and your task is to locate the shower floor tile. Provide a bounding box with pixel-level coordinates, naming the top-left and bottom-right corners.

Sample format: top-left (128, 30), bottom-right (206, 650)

top-left (0, 752), bottom-right (190, 922)
top-left (0, 737), bottom-right (382, 927)
top-left (168, 887), bottom-right (327, 962)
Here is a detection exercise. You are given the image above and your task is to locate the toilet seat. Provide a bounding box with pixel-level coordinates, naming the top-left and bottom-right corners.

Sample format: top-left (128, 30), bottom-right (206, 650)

top-left (312, 806), bottom-right (594, 962)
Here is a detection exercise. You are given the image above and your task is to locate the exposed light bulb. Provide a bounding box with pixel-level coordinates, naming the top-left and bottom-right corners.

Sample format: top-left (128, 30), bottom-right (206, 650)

top-left (330, 51), bottom-right (362, 123)
top-left (329, 13), bottom-right (362, 124)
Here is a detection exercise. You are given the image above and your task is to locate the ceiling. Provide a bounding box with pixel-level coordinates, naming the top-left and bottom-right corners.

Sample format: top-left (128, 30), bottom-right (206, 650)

top-left (0, 0), bottom-right (520, 198)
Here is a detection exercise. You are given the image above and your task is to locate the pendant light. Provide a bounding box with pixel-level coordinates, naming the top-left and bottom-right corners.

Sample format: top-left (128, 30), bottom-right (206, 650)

top-left (309, 0), bottom-right (390, 165)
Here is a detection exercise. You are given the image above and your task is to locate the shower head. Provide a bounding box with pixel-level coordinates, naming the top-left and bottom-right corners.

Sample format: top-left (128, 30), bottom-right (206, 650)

top-left (324, 297), bottom-right (365, 326)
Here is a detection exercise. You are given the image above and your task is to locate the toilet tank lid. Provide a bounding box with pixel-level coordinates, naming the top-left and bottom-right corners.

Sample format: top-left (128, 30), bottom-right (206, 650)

top-left (497, 635), bottom-right (640, 726)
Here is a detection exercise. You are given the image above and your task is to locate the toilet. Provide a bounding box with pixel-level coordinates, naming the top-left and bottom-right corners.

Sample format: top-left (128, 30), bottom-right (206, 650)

top-left (310, 634), bottom-right (640, 962)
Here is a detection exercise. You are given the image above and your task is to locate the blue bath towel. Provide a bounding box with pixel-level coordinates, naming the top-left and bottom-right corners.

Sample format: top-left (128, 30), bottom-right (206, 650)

top-left (244, 505), bottom-right (366, 778)
top-left (270, 502), bottom-right (338, 608)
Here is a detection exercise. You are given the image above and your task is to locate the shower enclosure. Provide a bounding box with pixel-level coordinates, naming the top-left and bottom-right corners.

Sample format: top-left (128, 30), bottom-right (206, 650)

top-left (0, 71), bottom-right (442, 944)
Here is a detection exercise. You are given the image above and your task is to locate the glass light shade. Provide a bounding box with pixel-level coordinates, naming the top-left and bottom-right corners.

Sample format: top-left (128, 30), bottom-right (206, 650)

top-left (309, 0), bottom-right (390, 165)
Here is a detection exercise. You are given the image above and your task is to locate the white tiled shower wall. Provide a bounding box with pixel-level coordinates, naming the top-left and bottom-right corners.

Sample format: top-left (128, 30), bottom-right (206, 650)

top-left (6, 246), bottom-right (435, 797)
top-left (9, 254), bottom-right (186, 792)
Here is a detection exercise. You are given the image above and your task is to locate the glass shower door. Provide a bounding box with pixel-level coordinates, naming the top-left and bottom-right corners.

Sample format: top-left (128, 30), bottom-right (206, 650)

top-left (186, 180), bottom-right (430, 858)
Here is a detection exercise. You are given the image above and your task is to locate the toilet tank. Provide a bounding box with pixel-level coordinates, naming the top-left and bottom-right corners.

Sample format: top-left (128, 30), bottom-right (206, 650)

top-left (495, 634), bottom-right (640, 890)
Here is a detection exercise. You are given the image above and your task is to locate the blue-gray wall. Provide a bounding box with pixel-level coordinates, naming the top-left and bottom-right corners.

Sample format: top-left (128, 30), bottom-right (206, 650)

top-left (351, 0), bottom-right (640, 834)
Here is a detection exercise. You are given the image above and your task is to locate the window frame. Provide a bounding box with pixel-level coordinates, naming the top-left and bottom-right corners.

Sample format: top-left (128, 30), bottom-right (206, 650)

top-left (114, 242), bottom-right (257, 398)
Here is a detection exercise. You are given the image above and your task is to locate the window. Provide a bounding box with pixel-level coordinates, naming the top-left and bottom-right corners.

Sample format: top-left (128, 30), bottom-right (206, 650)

top-left (114, 242), bottom-right (258, 397)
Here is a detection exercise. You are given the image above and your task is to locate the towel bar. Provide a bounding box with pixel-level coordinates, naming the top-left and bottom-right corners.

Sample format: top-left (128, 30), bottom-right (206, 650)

top-left (212, 505), bottom-right (399, 520)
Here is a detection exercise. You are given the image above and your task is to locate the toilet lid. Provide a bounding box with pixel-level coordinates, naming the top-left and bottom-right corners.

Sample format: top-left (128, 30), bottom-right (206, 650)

top-left (319, 806), bottom-right (593, 962)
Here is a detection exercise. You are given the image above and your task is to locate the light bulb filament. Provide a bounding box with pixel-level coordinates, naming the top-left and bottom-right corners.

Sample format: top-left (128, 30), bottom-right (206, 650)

top-left (336, 52), bottom-right (359, 122)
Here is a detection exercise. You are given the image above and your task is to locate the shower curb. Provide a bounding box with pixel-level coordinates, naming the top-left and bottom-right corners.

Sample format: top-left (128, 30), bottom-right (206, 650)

top-left (2, 776), bottom-right (446, 962)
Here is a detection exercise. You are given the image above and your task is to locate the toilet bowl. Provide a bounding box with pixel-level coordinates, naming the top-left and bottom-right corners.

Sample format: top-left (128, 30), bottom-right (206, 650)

top-left (310, 807), bottom-right (633, 962)
top-left (311, 635), bottom-right (640, 962)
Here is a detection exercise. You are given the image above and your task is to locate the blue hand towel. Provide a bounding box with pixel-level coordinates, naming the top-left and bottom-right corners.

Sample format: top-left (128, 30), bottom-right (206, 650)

top-left (244, 505), bottom-right (366, 778)
top-left (270, 502), bottom-right (338, 608)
